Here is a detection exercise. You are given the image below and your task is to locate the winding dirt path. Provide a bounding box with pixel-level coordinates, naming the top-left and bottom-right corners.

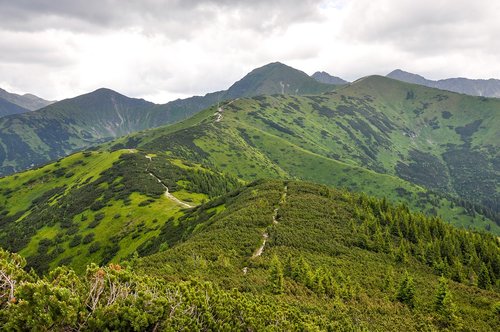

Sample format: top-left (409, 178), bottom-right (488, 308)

top-left (145, 155), bottom-right (193, 208)
top-left (250, 185), bottom-right (288, 259)
top-left (213, 99), bottom-right (239, 123)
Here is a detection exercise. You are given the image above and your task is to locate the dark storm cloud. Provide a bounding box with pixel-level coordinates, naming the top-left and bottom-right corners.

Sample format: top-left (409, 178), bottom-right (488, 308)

top-left (0, 0), bottom-right (325, 35)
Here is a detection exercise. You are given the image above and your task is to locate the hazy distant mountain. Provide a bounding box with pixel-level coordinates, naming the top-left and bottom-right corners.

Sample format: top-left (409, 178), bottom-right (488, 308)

top-left (0, 97), bottom-right (29, 117)
top-left (387, 69), bottom-right (500, 97)
top-left (311, 71), bottom-right (348, 85)
top-left (0, 87), bottom-right (54, 111)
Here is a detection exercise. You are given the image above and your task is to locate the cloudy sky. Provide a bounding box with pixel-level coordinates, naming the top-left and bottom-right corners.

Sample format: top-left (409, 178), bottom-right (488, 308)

top-left (0, 0), bottom-right (499, 103)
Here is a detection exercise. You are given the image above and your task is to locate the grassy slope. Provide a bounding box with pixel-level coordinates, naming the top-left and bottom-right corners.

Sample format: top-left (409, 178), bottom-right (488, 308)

top-left (130, 83), bottom-right (499, 233)
top-left (0, 148), bottom-right (239, 273)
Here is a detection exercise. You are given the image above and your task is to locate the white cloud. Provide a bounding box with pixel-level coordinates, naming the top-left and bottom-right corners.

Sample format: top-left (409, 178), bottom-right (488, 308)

top-left (0, 0), bottom-right (499, 102)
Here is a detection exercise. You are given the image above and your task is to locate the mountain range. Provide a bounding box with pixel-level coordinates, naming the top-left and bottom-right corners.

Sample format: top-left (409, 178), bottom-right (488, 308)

top-left (0, 62), bottom-right (498, 330)
top-left (0, 62), bottom-right (336, 175)
top-left (0, 67), bottom-right (498, 273)
top-left (387, 69), bottom-right (500, 98)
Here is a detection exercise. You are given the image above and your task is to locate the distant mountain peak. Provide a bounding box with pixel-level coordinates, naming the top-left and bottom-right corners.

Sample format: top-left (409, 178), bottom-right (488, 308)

top-left (386, 69), bottom-right (430, 85)
top-left (311, 71), bottom-right (348, 85)
top-left (0, 86), bottom-right (54, 111)
top-left (386, 70), bottom-right (500, 97)
top-left (91, 87), bottom-right (123, 95)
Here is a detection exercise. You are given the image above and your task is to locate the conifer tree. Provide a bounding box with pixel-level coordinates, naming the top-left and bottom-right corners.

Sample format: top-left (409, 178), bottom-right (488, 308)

top-left (434, 276), bottom-right (461, 328)
top-left (395, 240), bottom-right (408, 264)
top-left (434, 276), bottom-right (450, 313)
top-left (396, 271), bottom-right (416, 308)
top-left (312, 269), bottom-right (325, 295)
top-left (382, 267), bottom-right (395, 300)
top-left (478, 263), bottom-right (492, 289)
top-left (269, 255), bottom-right (284, 294)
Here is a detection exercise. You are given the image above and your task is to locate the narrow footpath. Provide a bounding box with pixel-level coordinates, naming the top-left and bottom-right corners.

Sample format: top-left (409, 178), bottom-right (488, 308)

top-left (213, 99), bottom-right (239, 123)
top-left (244, 185), bottom-right (288, 274)
top-left (145, 155), bottom-right (193, 208)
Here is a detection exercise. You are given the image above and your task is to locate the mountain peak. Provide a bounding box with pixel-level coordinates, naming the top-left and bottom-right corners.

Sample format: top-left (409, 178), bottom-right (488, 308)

top-left (224, 62), bottom-right (334, 98)
top-left (91, 87), bottom-right (123, 96)
top-left (386, 69), bottom-right (430, 85)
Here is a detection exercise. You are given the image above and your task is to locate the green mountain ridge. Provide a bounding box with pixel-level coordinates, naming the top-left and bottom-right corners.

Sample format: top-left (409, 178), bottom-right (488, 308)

top-left (0, 74), bottom-right (498, 279)
top-left (0, 64), bottom-right (499, 330)
top-left (117, 75), bottom-right (498, 231)
top-left (0, 89), bottom-right (157, 175)
top-left (224, 62), bottom-right (335, 99)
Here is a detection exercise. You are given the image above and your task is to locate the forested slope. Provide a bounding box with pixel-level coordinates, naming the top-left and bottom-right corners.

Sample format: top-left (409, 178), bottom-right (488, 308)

top-left (1, 180), bottom-right (498, 330)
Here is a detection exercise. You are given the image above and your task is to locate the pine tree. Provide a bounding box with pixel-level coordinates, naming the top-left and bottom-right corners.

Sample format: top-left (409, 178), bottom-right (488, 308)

top-left (269, 255), bottom-right (284, 294)
top-left (396, 271), bottom-right (416, 308)
top-left (478, 263), bottom-right (492, 289)
top-left (382, 267), bottom-right (395, 300)
top-left (434, 276), bottom-right (450, 313)
top-left (434, 276), bottom-right (461, 328)
top-left (395, 240), bottom-right (408, 264)
top-left (312, 269), bottom-right (325, 295)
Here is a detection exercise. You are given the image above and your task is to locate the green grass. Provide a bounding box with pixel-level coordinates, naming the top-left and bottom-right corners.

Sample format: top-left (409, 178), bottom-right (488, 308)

top-left (0, 150), bottom-right (127, 216)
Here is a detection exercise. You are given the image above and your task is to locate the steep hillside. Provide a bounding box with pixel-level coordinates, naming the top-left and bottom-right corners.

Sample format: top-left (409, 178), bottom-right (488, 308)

top-left (135, 180), bottom-right (499, 330)
top-left (0, 87), bottom-right (54, 111)
top-left (1, 180), bottom-right (498, 330)
top-left (0, 72), bottom-right (497, 277)
top-left (387, 69), bottom-right (500, 98)
top-left (0, 89), bottom-right (158, 175)
top-left (113, 76), bottom-right (499, 232)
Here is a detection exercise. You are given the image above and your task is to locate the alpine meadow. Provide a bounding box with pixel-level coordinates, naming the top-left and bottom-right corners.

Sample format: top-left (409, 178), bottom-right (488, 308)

top-left (0, 1), bottom-right (499, 331)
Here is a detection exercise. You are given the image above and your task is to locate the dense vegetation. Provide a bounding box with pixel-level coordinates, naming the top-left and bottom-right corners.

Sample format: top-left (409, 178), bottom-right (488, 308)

top-left (0, 251), bottom-right (329, 331)
top-left (1, 180), bottom-right (499, 330)
top-left (135, 180), bottom-right (500, 330)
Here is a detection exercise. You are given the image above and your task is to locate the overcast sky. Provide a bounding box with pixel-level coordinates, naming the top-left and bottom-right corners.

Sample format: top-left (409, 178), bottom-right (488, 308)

top-left (1, 0), bottom-right (499, 103)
